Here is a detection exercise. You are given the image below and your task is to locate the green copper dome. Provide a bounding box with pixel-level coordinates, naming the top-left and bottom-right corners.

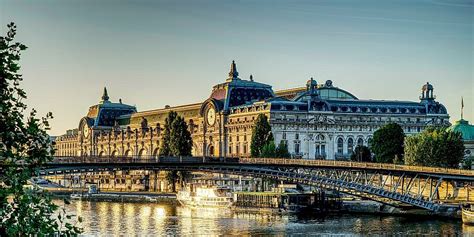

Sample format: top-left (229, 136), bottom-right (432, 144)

top-left (447, 119), bottom-right (474, 141)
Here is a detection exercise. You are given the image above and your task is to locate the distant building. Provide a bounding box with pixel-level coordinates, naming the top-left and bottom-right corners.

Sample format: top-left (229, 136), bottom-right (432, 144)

top-left (447, 118), bottom-right (474, 158)
top-left (54, 61), bottom-right (450, 160)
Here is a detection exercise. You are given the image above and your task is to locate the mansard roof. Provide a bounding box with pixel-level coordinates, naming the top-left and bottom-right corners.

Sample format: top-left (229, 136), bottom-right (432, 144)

top-left (208, 61), bottom-right (274, 111)
top-left (268, 80), bottom-right (448, 116)
top-left (84, 88), bottom-right (136, 127)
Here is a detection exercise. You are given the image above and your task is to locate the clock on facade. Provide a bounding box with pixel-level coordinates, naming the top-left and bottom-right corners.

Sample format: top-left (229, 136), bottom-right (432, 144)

top-left (207, 107), bottom-right (216, 126)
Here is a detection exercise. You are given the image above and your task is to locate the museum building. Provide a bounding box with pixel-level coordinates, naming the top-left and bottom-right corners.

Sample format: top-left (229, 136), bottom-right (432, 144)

top-left (54, 61), bottom-right (450, 160)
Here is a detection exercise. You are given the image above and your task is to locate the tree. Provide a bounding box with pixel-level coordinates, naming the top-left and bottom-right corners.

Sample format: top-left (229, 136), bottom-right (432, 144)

top-left (462, 156), bottom-right (474, 170)
top-left (370, 123), bottom-right (405, 163)
top-left (260, 141), bottom-right (276, 158)
top-left (159, 111), bottom-right (177, 156)
top-left (275, 141), bottom-right (291, 158)
top-left (350, 145), bottom-right (372, 162)
top-left (0, 23), bottom-right (81, 235)
top-left (250, 114), bottom-right (274, 157)
top-left (404, 127), bottom-right (464, 168)
top-left (169, 116), bottom-right (193, 156)
top-left (159, 111), bottom-right (193, 192)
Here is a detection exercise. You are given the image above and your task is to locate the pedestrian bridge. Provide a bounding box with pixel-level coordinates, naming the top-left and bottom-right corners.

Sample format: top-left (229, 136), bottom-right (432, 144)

top-left (38, 156), bottom-right (474, 212)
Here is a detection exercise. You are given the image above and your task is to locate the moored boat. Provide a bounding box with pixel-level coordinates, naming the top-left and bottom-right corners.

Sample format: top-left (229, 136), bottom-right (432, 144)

top-left (177, 185), bottom-right (234, 208)
top-left (462, 205), bottom-right (474, 225)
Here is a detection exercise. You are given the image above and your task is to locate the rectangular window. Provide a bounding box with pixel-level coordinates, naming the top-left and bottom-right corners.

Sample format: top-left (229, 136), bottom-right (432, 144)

top-left (228, 145), bottom-right (232, 155)
top-left (282, 132), bottom-right (286, 140)
top-left (295, 133), bottom-right (299, 140)
top-left (295, 143), bottom-right (300, 154)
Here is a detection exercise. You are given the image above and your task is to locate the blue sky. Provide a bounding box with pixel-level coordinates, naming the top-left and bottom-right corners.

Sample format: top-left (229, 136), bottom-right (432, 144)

top-left (1, 0), bottom-right (472, 135)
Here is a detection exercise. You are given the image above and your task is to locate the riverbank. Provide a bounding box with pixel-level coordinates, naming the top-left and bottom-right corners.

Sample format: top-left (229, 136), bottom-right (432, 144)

top-left (48, 189), bottom-right (177, 203)
top-left (341, 200), bottom-right (461, 219)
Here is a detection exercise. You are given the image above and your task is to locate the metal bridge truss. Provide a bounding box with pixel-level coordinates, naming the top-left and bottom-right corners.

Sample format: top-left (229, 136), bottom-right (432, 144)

top-left (40, 162), bottom-right (473, 212)
top-left (192, 166), bottom-right (448, 211)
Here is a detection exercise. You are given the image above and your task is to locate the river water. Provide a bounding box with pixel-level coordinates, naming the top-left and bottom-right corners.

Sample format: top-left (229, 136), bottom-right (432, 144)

top-left (62, 200), bottom-right (470, 236)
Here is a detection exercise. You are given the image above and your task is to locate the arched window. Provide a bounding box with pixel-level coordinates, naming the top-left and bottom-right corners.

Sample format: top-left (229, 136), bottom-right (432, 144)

top-left (294, 142), bottom-right (300, 154)
top-left (367, 136), bottom-right (373, 149)
top-left (315, 134), bottom-right (326, 159)
top-left (347, 138), bottom-right (354, 155)
top-left (210, 145), bottom-right (215, 156)
top-left (357, 138), bottom-right (364, 147)
top-left (124, 150), bottom-right (132, 158)
top-left (337, 138), bottom-right (344, 155)
top-left (152, 148), bottom-right (159, 157)
top-left (98, 151), bottom-right (105, 157)
top-left (111, 150), bottom-right (118, 158)
top-left (138, 149), bottom-right (147, 159)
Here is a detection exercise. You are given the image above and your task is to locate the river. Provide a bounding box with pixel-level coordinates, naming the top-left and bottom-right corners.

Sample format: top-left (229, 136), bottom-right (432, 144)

top-left (61, 200), bottom-right (470, 236)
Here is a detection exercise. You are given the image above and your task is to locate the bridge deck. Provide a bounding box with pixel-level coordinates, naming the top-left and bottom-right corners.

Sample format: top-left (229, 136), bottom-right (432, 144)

top-left (45, 156), bottom-right (474, 179)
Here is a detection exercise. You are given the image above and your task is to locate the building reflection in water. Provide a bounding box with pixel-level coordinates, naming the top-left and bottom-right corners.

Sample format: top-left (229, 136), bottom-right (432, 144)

top-left (60, 200), bottom-right (465, 236)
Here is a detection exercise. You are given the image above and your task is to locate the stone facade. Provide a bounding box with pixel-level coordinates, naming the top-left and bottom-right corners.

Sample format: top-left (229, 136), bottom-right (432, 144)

top-left (54, 61), bottom-right (450, 160)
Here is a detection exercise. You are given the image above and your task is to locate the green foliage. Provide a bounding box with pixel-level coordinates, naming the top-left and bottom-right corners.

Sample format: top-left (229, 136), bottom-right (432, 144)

top-left (159, 111), bottom-right (177, 156)
top-left (275, 141), bottom-right (291, 158)
top-left (0, 22), bottom-right (82, 235)
top-left (462, 156), bottom-right (474, 170)
top-left (250, 114), bottom-right (274, 157)
top-left (404, 127), bottom-right (465, 168)
top-left (170, 116), bottom-right (193, 156)
top-left (260, 141), bottom-right (276, 158)
top-left (369, 123), bottom-right (405, 163)
top-left (160, 111), bottom-right (192, 156)
top-left (350, 145), bottom-right (372, 162)
top-left (258, 140), bottom-right (290, 158)
top-left (160, 111), bottom-right (193, 192)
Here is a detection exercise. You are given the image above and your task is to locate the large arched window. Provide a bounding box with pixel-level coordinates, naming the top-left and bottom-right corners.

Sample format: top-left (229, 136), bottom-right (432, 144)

top-left (337, 138), bottom-right (344, 155)
top-left (315, 134), bottom-right (326, 159)
top-left (347, 138), bottom-right (354, 155)
top-left (357, 138), bottom-right (364, 147)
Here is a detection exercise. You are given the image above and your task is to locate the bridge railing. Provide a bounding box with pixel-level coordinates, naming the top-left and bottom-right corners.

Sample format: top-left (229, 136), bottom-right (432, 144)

top-left (49, 156), bottom-right (474, 177)
top-left (239, 158), bottom-right (474, 177)
top-left (51, 156), bottom-right (240, 164)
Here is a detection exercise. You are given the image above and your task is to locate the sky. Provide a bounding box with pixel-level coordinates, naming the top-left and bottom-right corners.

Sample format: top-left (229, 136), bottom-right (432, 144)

top-left (1, 0), bottom-right (473, 135)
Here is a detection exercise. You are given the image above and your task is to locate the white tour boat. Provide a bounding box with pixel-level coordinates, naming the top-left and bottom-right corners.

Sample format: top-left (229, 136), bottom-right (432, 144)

top-left (177, 185), bottom-right (234, 208)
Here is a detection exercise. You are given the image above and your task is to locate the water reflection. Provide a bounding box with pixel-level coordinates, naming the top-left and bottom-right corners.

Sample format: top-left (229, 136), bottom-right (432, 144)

top-left (58, 200), bottom-right (466, 236)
